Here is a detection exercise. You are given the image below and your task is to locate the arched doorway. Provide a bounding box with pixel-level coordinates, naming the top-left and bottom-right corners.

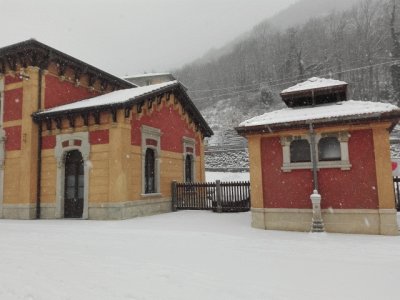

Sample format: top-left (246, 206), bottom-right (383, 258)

top-left (64, 150), bottom-right (84, 218)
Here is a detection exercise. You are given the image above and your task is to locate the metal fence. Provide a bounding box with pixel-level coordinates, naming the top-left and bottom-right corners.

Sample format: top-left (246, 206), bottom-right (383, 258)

top-left (172, 180), bottom-right (250, 213)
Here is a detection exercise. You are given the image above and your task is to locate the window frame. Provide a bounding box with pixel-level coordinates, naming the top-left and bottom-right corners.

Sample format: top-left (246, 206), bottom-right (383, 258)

top-left (281, 132), bottom-right (351, 172)
top-left (289, 138), bottom-right (311, 163)
top-left (141, 125), bottom-right (161, 196)
top-left (182, 137), bottom-right (196, 182)
top-left (318, 136), bottom-right (342, 162)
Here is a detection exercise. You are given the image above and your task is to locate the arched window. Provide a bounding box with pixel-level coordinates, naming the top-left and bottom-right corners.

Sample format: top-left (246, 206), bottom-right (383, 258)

top-left (318, 137), bottom-right (341, 161)
top-left (290, 139), bottom-right (311, 163)
top-left (185, 154), bottom-right (193, 182)
top-left (145, 148), bottom-right (156, 193)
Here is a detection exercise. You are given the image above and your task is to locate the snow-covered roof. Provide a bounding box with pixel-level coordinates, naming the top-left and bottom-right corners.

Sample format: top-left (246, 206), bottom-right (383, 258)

top-left (38, 81), bottom-right (179, 114)
top-left (123, 72), bottom-right (174, 79)
top-left (239, 100), bottom-right (400, 128)
top-left (0, 39), bottom-right (134, 90)
top-left (281, 77), bottom-right (347, 94)
top-left (34, 80), bottom-right (213, 137)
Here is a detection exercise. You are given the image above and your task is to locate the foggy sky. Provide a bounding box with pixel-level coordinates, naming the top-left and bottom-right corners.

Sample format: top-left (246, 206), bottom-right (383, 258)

top-left (0, 0), bottom-right (296, 76)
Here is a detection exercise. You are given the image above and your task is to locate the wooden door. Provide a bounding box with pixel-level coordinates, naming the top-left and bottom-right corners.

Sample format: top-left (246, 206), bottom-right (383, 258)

top-left (64, 150), bottom-right (84, 218)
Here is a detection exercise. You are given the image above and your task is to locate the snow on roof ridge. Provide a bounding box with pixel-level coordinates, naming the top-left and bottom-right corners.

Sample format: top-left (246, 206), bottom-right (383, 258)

top-left (123, 72), bottom-right (174, 79)
top-left (281, 77), bottom-right (348, 94)
top-left (239, 100), bottom-right (400, 127)
top-left (40, 80), bottom-right (179, 114)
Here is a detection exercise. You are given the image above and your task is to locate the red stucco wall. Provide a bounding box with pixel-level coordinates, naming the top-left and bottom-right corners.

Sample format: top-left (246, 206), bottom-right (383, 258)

top-left (3, 88), bottom-right (23, 122)
top-left (260, 129), bottom-right (378, 209)
top-left (131, 105), bottom-right (201, 155)
top-left (5, 126), bottom-right (21, 151)
top-left (5, 75), bottom-right (22, 85)
top-left (89, 129), bottom-right (109, 145)
top-left (44, 75), bottom-right (97, 109)
top-left (42, 135), bottom-right (56, 149)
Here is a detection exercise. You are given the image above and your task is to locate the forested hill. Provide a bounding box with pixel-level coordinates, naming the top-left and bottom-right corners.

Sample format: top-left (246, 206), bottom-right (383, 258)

top-left (175, 0), bottom-right (400, 146)
top-left (192, 0), bottom-right (363, 66)
top-left (267, 0), bottom-right (362, 30)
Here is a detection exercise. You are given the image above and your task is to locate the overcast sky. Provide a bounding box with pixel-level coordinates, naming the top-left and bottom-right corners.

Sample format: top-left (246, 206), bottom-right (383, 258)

top-left (1, 0), bottom-right (296, 76)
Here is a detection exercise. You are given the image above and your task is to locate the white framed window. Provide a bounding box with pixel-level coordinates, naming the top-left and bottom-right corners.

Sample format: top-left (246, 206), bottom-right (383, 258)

top-left (141, 125), bottom-right (161, 195)
top-left (281, 132), bottom-right (351, 172)
top-left (290, 138), bottom-right (311, 163)
top-left (182, 137), bottom-right (196, 182)
top-left (318, 136), bottom-right (341, 161)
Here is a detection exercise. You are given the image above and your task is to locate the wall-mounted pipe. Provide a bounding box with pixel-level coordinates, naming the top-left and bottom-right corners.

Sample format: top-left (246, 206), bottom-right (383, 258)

top-left (309, 123), bottom-right (318, 191)
top-left (36, 68), bottom-right (43, 219)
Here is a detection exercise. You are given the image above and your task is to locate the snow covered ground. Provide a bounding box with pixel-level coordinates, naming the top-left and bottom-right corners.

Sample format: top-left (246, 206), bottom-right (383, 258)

top-left (0, 211), bottom-right (399, 300)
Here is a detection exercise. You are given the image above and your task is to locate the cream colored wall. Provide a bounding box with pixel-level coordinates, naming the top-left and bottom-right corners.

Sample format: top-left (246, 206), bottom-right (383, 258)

top-left (37, 90), bottom-right (207, 207)
top-left (3, 67), bottom-right (40, 206)
top-left (372, 124), bottom-right (396, 209)
top-left (127, 145), bottom-right (142, 200)
top-left (3, 152), bottom-right (21, 203)
top-left (247, 135), bottom-right (263, 209)
top-left (89, 144), bottom-right (109, 203)
top-left (40, 149), bottom-right (56, 203)
top-left (160, 151), bottom-right (184, 197)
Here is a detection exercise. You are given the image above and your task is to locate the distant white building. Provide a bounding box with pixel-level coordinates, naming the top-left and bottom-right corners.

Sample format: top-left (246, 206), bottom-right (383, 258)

top-left (124, 73), bottom-right (176, 87)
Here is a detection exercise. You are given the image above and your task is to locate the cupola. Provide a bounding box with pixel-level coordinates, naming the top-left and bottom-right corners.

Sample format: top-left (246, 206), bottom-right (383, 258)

top-left (280, 77), bottom-right (348, 107)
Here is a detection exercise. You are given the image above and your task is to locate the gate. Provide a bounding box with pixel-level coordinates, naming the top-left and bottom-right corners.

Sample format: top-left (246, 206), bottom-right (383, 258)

top-left (171, 180), bottom-right (250, 212)
top-left (393, 176), bottom-right (400, 211)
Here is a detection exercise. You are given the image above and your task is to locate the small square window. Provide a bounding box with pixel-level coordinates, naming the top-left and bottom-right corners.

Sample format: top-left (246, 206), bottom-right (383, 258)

top-left (290, 139), bottom-right (311, 163)
top-left (318, 137), bottom-right (341, 161)
top-left (281, 132), bottom-right (351, 172)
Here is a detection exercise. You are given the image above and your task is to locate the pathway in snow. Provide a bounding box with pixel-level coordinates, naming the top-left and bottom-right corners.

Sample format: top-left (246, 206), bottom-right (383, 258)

top-left (0, 211), bottom-right (399, 300)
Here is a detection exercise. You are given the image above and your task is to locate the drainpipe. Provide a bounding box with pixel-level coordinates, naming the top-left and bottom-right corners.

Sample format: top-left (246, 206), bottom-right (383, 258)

top-left (36, 68), bottom-right (43, 219)
top-left (309, 123), bottom-right (318, 191)
top-left (309, 123), bottom-right (324, 232)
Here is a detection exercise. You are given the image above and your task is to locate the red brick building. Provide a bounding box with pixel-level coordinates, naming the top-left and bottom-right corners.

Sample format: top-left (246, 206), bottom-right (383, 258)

top-left (237, 77), bottom-right (400, 235)
top-left (0, 39), bottom-right (212, 220)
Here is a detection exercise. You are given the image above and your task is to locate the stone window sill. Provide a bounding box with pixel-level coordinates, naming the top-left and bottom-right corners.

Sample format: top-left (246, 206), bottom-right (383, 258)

top-left (282, 161), bottom-right (351, 172)
top-left (141, 193), bottom-right (162, 198)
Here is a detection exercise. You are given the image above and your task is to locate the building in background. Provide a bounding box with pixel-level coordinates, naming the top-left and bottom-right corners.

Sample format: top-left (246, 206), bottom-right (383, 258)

top-left (236, 77), bottom-right (400, 235)
top-left (124, 73), bottom-right (175, 87)
top-left (0, 39), bottom-right (212, 220)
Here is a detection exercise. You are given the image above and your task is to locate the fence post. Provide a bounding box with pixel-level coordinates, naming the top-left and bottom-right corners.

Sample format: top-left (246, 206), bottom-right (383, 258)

top-left (171, 180), bottom-right (177, 212)
top-left (216, 180), bottom-right (222, 213)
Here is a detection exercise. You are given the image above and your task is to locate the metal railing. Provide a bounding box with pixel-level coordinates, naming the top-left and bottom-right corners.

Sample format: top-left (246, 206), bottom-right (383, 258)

top-left (171, 180), bottom-right (250, 213)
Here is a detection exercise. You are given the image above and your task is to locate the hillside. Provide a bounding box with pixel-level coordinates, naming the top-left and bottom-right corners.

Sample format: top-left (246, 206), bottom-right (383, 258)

top-left (190, 0), bottom-right (363, 69)
top-left (267, 0), bottom-right (362, 30)
top-left (175, 0), bottom-right (399, 155)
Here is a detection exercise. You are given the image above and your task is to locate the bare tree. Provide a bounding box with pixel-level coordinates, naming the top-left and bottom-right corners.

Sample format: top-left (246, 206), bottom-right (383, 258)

top-left (390, 0), bottom-right (400, 105)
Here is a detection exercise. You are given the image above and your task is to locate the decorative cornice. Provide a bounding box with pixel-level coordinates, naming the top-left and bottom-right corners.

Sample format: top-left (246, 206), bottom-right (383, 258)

top-left (0, 39), bottom-right (133, 90)
top-left (32, 82), bottom-right (213, 138)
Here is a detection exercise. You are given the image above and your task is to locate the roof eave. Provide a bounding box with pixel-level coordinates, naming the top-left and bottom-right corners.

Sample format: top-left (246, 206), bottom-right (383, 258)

top-left (236, 112), bottom-right (400, 136)
top-left (280, 83), bottom-right (348, 98)
top-left (0, 39), bottom-right (134, 89)
top-left (32, 82), bottom-right (214, 138)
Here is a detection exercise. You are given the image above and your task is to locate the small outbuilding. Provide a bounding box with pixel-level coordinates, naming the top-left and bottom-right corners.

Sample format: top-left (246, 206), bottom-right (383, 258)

top-left (236, 77), bottom-right (400, 235)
